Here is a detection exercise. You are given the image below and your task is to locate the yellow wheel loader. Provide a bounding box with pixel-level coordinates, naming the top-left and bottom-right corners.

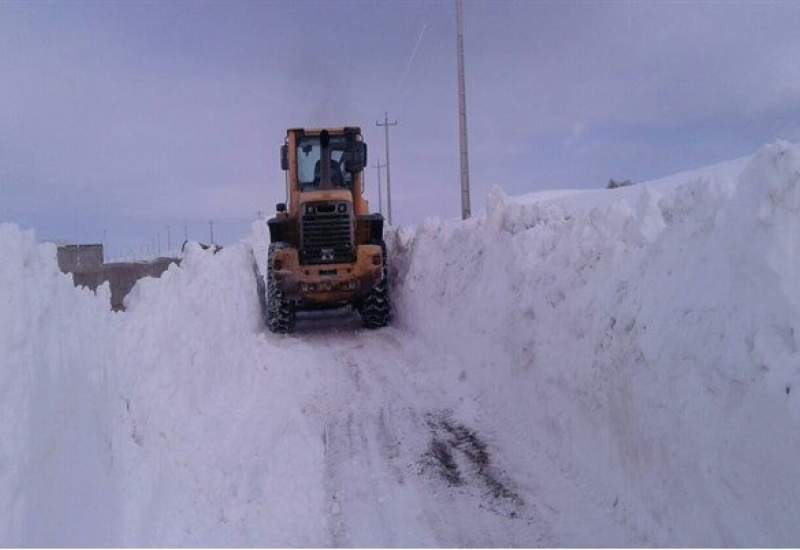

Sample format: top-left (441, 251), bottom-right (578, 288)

top-left (258, 127), bottom-right (390, 333)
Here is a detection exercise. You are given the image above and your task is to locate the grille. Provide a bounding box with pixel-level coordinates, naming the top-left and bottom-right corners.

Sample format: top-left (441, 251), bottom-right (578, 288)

top-left (300, 211), bottom-right (353, 265)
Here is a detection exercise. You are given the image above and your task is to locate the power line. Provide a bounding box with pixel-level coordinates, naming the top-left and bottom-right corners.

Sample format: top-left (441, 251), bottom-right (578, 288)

top-left (376, 112), bottom-right (398, 226)
top-left (455, 0), bottom-right (471, 220)
top-left (398, 22), bottom-right (429, 92)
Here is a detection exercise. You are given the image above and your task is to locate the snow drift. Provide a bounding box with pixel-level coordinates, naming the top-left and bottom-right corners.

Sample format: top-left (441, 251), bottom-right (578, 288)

top-left (1, 141), bottom-right (799, 546)
top-left (1, 232), bottom-right (331, 546)
top-left (0, 225), bottom-right (119, 545)
top-left (389, 141), bottom-right (800, 545)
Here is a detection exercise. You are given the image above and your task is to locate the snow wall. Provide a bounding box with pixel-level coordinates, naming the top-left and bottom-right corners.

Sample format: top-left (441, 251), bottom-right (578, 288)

top-left (389, 141), bottom-right (800, 545)
top-left (1, 229), bottom-right (327, 546)
top-left (1, 141), bottom-right (799, 545)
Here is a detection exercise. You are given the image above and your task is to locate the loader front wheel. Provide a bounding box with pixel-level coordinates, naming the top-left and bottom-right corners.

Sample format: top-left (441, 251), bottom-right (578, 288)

top-left (359, 241), bottom-right (391, 329)
top-left (266, 243), bottom-right (295, 333)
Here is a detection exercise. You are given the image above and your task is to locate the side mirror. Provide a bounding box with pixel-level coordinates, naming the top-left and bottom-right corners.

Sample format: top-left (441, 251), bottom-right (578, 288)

top-left (280, 145), bottom-right (288, 171)
top-left (345, 142), bottom-right (367, 173)
top-left (276, 202), bottom-right (287, 213)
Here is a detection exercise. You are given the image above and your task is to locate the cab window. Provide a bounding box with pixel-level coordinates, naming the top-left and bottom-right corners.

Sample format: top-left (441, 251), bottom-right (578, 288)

top-left (297, 136), bottom-right (353, 190)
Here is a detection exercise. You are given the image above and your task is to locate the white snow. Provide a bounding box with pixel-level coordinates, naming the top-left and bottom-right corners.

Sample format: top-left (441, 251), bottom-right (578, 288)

top-left (0, 225), bottom-right (118, 545)
top-left (1, 141), bottom-right (799, 546)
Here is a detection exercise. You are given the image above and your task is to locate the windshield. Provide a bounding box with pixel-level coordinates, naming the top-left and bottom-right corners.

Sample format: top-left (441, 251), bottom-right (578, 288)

top-left (296, 136), bottom-right (353, 190)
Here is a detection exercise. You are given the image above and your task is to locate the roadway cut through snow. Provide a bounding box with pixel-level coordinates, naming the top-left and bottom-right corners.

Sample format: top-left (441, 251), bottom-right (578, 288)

top-left (2, 141), bottom-right (800, 546)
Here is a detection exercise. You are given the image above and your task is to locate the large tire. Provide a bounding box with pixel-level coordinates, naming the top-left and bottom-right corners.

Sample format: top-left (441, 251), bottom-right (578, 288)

top-left (266, 243), bottom-right (296, 333)
top-left (359, 241), bottom-right (391, 329)
top-left (255, 263), bottom-right (268, 322)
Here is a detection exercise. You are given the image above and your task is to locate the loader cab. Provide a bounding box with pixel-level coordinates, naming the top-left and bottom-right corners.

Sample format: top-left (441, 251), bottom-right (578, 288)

top-left (279, 128), bottom-right (369, 218)
top-left (296, 135), bottom-right (353, 190)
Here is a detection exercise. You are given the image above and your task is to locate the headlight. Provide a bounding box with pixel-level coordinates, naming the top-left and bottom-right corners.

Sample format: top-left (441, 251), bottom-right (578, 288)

top-left (305, 204), bottom-right (314, 215)
top-left (337, 202), bottom-right (348, 214)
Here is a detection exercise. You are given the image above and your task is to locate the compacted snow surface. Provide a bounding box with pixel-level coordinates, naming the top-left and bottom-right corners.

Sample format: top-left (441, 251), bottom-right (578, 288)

top-left (1, 141), bottom-right (799, 546)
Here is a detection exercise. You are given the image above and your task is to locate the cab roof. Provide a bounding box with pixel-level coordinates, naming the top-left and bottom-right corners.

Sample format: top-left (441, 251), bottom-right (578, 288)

top-left (286, 127), bottom-right (362, 136)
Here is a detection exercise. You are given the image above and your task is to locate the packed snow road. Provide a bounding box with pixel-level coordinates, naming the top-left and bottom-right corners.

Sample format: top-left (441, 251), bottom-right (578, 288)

top-left (121, 300), bottom-right (643, 547)
top-left (2, 141), bottom-right (800, 546)
top-left (248, 311), bottom-right (640, 547)
top-left (294, 315), bottom-right (544, 546)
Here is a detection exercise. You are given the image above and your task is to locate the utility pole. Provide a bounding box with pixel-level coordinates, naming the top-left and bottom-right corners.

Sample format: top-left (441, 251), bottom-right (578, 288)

top-left (157, 233), bottom-right (161, 256)
top-left (184, 224), bottom-right (188, 242)
top-left (376, 112), bottom-right (398, 225)
top-left (166, 225), bottom-right (171, 253)
top-left (455, 0), bottom-right (471, 219)
top-left (375, 158), bottom-right (386, 217)
top-left (209, 220), bottom-right (215, 245)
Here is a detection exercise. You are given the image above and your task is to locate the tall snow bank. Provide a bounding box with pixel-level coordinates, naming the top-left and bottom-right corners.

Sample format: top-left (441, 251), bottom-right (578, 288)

top-left (0, 224), bottom-right (120, 546)
top-left (0, 228), bottom-right (329, 545)
top-left (110, 242), bottom-right (329, 546)
top-left (390, 141), bottom-right (800, 546)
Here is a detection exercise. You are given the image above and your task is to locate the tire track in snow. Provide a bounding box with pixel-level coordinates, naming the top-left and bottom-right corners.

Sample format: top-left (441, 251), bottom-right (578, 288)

top-left (294, 315), bottom-right (557, 546)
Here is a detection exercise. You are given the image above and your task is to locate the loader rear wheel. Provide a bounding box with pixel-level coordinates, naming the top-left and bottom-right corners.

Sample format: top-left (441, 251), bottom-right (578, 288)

top-left (267, 243), bottom-right (295, 333)
top-left (359, 241), bottom-right (391, 329)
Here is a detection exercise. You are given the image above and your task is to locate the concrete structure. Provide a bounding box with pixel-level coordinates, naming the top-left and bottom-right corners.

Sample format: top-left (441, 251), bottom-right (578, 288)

top-left (58, 244), bottom-right (178, 311)
top-left (56, 244), bottom-right (104, 274)
top-left (70, 258), bottom-right (179, 311)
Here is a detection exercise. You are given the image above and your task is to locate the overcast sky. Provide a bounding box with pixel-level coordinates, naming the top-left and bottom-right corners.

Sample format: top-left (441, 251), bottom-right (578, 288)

top-left (2, 0), bottom-right (800, 256)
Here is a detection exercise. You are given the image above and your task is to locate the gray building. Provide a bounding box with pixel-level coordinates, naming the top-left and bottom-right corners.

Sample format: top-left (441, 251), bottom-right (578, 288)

top-left (56, 244), bottom-right (104, 273)
top-left (57, 243), bottom-right (178, 310)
